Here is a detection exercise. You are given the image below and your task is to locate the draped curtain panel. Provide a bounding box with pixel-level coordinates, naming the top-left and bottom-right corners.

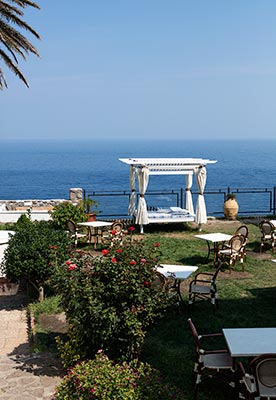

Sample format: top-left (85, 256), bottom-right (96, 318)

top-left (185, 174), bottom-right (194, 215)
top-left (135, 167), bottom-right (149, 225)
top-left (195, 166), bottom-right (207, 225)
top-left (128, 165), bottom-right (136, 216)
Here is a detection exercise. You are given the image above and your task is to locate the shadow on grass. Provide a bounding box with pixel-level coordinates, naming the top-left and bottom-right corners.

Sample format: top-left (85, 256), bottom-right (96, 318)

top-left (143, 289), bottom-right (276, 400)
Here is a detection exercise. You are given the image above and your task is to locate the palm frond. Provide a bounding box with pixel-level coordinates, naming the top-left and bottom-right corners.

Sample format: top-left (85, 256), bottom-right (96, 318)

top-left (0, 0), bottom-right (40, 89)
top-left (0, 67), bottom-right (8, 89)
top-left (0, 48), bottom-right (29, 87)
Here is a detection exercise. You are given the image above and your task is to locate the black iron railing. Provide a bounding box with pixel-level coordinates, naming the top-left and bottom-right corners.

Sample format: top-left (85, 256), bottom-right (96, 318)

top-left (85, 186), bottom-right (276, 219)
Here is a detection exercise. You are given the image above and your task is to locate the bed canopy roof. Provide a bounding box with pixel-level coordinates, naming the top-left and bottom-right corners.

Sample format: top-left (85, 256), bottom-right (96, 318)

top-left (119, 157), bottom-right (217, 231)
top-left (119, 158), bottom-right (217, 174)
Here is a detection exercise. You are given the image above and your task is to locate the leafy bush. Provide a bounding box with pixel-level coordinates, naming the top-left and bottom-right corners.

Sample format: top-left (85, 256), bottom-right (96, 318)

top-left (53, 229), bottom-right (174, 366)
top-left (2, 217), bottom-right (70, 300)
top-left (54, 350), bottom-right (186, 400)
top-left (50, 201), bottom-right (86, 230)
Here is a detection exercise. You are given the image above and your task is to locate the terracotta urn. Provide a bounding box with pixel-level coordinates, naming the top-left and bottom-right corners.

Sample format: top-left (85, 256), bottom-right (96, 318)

top-left (224, 195), bottom-right (239, 220)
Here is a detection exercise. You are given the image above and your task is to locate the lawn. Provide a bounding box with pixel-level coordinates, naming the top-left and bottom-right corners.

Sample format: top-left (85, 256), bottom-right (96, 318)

top-left (32, 217), bottom-right (276, 400)
top-left (140, 218), bottom-right (276, 399)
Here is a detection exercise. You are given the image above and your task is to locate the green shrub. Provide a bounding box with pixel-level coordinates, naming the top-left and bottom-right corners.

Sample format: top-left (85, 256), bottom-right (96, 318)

top-left (53, 229), bottom-right (174, 366)
top-left (50, 201), bottom-right (86, 230)
top-left (2, 218), bottom-right (70, 300)
top-left (54, 350), bottom-right (186, 400)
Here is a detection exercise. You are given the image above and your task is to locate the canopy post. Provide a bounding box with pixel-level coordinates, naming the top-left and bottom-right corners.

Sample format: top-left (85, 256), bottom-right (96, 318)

top-left (140, 224), bottom-right (144, 234)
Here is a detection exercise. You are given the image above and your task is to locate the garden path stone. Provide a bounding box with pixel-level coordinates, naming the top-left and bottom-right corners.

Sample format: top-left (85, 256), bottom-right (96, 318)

top-left (0, 291), bottom-right (64, 399)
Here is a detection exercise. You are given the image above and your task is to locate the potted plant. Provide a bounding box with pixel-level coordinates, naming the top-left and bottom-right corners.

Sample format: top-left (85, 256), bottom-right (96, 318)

top-left (223, 193), bottom-right (239, 220)
top-left (80, 198), bottom-right (99, 222)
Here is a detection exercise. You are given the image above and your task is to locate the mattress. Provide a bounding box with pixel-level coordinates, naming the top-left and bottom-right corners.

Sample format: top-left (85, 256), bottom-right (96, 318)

top-left (146, 207), bottom-right (195, 223)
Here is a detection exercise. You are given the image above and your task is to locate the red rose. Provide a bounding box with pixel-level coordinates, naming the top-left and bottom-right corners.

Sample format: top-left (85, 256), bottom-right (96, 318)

top-left (111, 257), bottom-right (117, 263)
top-left (128, 226), bottom-right (135, 232)
top-left (130, 260), bottom-right (137, 265)
top-left (75, 249), bottom-right (81, 253)
top-left (65, 260), bottom-right (71, 265)
top-left (140, 258), bottom-right (147, 263)
top-left (116, 249), bottom-right (122, 253)
top-left (68, 264), bottom-right (77, 271)
top-left (102, 249), bottom-right (109, 255)
top-left (144, 281), bottom-right (150, 286)
top-left (111, 229), bottom-right (118, 235)
top-left (154, 242), bottom-right (160, 247)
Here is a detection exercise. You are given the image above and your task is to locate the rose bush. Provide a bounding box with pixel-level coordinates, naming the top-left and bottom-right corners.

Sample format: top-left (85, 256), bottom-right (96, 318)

top-left (54, 350), bottom-right (186, 400)
top-left (52, 228), bottom-right (174, 367)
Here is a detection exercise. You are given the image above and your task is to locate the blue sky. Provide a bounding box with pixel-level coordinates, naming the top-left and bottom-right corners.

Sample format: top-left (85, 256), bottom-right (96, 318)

top-left (2, 0), bottom-right (276, 141)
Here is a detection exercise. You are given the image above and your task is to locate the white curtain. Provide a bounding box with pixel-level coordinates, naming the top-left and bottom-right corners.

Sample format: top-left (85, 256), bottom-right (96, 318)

top-left (128, 166), bottom-right (136, 216)
top-left (185, 173), bottom-right (194, 214)
top-left (135, 166), bottom-right (149, 225)
top-left (195, 166), bottom-right (207, 225)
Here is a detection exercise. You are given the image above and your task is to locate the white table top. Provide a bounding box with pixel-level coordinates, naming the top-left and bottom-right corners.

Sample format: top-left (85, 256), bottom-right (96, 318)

top-left (195, 232), bottom-right (233, 243)
top-left (0, 230), bottom-right (15, 245)
top-left (78, 221), bottom-right (113, 228)
top-left (155, 264), bottom-right (198, 280)
top-left (270, 220), bottom-right (276, 227)
top-left (223, 327), bottom-right (276, 357)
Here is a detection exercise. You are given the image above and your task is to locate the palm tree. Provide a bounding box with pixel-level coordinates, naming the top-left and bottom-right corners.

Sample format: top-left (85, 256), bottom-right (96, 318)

top-left (0, 0), bottom-right (40, 89)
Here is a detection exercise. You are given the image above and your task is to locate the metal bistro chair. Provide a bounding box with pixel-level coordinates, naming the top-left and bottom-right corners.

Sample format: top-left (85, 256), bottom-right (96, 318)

top-left (188, 262), bottom-right (222, 311)
top-left (235, 225), bottom-right (249, 240)
top-left (66, 219), bottom-right (88, 246)
top-left (259, 220), bottom-right (276, 254)
top-left (101, 221), bottom-right (125, 246)
top-left (218, 234), bottom-right (246, 273)
top-left (152, 270), bottom-right (180, 305)
top-left (187, 318), bottom-right (234, 399)
top-left (238, 353), bottom-right (276, 399)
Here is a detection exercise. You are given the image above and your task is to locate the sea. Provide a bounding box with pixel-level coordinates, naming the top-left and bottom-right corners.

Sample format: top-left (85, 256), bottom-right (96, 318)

top-left (0, 139), bottom-right (275, 217)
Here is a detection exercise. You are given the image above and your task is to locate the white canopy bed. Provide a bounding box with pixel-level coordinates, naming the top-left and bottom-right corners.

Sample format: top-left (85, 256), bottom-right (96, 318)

top-left (119, 158), bottom-right (217, 233)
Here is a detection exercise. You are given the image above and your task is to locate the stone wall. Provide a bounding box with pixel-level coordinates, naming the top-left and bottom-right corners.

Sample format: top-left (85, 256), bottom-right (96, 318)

top-left (0, 187), bottom-right (84, 212)
top-left (0, 199), bottom-right (67, 212)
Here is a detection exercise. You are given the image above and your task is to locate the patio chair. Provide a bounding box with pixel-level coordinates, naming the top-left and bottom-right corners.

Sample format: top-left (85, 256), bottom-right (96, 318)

top-left (235, 224), bottom-right (249, 240)
top-left (218, 234), bottom-right (246, 273)
top-left (187, 318), bottom-right (234, 399)
top-left (220, 225), bottom-right (249, 260)
top-left (238, 353), bottom-right (276, 399)
top-left (152, 270), bottom-right (180, 304)
top-left (188, 261), bottom-right (222, 310)
top-left (259, 220), bottom-right (276, 253)
top-left (101, 220), bottom-right (125, 246)
top-left (66, 219), bottom-right (88, 246)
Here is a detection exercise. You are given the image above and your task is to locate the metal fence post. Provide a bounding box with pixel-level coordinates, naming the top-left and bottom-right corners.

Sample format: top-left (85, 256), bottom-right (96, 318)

top-left (273, 186), bottom-right (276, 215)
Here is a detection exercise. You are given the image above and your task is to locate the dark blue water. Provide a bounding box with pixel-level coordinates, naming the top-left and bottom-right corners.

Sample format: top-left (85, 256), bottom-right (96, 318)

top-left (0, 139), bottom-right (275, 215)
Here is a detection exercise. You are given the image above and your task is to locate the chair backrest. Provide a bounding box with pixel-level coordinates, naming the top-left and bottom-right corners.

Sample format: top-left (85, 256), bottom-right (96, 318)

top-left (259, 220), bottom-right (274, 237)
top-left (235, 225), bottom-right (249, 239)
top-left (229, 234), bottom-right (246, 252)
top-left (152, 271), bottom-right (167, 289)
top-left (111, 221), bottom-right (124, 233)
top-left (66, 219), bottom-right (76, 235)
top-left (250, 354), bottom-right (276, 397)
top-left (187, 318), bottom-right (202, 349)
